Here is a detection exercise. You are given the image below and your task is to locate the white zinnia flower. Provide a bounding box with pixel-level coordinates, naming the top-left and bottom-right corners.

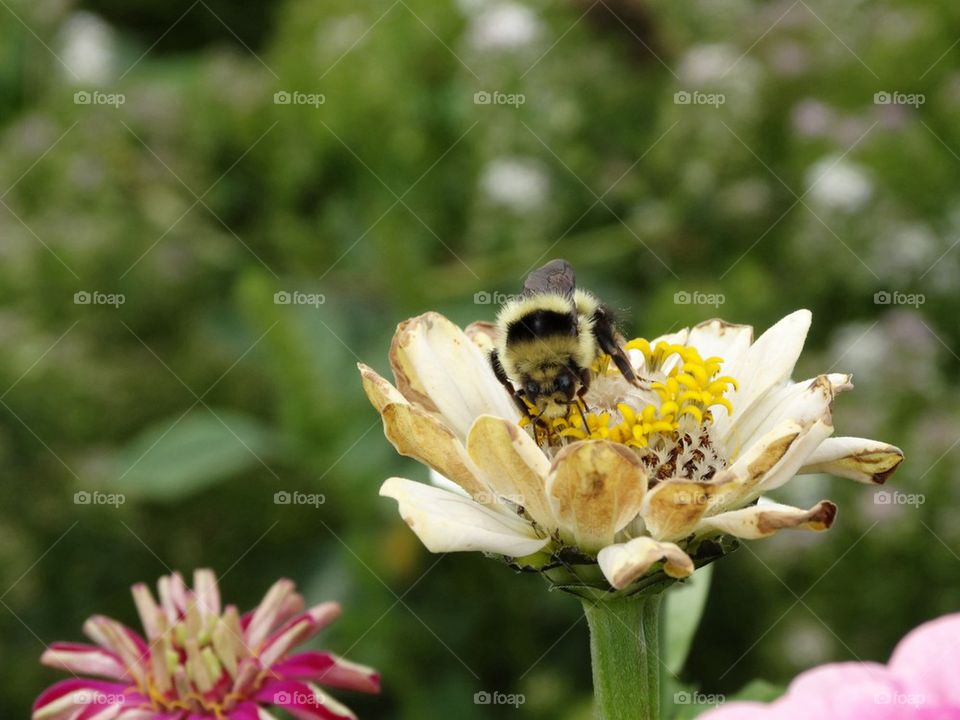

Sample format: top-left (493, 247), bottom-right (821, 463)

top-left (360, 310), bottom-right (902, 592)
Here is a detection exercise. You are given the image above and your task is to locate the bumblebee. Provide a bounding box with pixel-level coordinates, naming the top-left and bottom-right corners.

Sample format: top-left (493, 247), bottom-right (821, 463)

top-left (489, 259), bottom-right (639, 422)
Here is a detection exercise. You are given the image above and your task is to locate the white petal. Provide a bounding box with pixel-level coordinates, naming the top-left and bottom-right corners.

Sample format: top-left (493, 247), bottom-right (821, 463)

top-left (798, 436), bottom-right (904, 484)
top-left (545, 441), bottom-right (648, 552)
top-left (686, 319), bottom-right (753, 370)
top-left (380, 477), bottom-right (549, 557)
top-left (597, 537), bottom-right (694, 589)
top-left (722, 374), bottom-right (837, 456)
top-left (466, 415), bottom-right (556, 530)
top-left (754, 419), bottom-right (835, 496)
top-left (696, 500), bottom-right (837, 539)
top-left (708, 418), bottom-right (834, 513)
top-left (390, 313), bottom-right (519, 438)
top-left (429, 469), bottom-right (470, 497)
top-left (715, 310), bottom-right (812, 438)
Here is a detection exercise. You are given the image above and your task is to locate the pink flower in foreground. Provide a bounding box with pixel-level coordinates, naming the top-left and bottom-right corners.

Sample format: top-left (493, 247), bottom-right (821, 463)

top-left (33, 569), bottom-right (380, 720)
top-left (700, 613), bottom-right (960, 720)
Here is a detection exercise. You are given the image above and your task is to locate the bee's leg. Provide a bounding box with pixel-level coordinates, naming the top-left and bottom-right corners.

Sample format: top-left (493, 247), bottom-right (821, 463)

top-left (573, 366), bottom-right (593, 426)
top-left (490, 349), bottom-right (533, 417)
top-left (592, 304), bottom-right (641, 385)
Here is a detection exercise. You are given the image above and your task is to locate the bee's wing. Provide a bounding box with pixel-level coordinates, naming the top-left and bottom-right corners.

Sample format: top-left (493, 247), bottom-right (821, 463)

top-left (522, 259), bottom-right (576, 298)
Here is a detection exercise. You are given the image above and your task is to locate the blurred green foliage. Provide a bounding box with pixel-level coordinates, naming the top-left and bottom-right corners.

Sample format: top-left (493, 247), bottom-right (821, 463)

top-left (1, 0), bottom-right (959, 717)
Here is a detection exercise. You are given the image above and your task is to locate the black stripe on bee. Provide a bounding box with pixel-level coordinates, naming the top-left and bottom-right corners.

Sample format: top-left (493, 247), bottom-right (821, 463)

top-left (506, 310), bottom-right (577, 344)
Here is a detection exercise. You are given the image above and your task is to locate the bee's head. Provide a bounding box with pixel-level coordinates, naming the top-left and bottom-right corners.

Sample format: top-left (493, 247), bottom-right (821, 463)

top-left (522, 366), bottom-right (578, 420)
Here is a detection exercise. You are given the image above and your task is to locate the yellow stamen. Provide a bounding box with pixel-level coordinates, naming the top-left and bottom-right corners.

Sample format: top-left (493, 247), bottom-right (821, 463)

top-left (535, 337), bottom-right (737, 449)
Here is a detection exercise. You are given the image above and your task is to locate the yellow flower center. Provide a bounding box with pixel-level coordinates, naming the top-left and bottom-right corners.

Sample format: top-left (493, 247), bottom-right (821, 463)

top-left (524, 339), bottom-right (738, 449)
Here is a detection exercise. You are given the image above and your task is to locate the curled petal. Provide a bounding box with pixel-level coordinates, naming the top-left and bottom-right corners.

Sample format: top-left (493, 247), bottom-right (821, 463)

top-left (379, 402), bottom-right (491, 501)
top-left (41, 643), bottom-right (128, 681)
top-left (724, 373), bottom-right (839, 454)
top-left (466, 415), bottom-right (556, 530)
top-left (641, 477), bottom-right (739, 542)
top-left (357, 363), bottom-right (407, 413)
top-left (259, 603), bottom-right (342, 668)
top-left (546, 441), bottom-right (648, 552)
top-left (130, 583), bottom-right (163, 642)
top-left (32, 680), bottom-right (130, 720)
top-left (597, 538), bottom-right (694, 590)
top-left (273, 651), bottom-right (380, 694)
top-left (193, 568), bottom-right (221, 619)
top-left (380, 477), bottom-right (549, 557)
top-left (799, 436), bottom-right (904, 485)
top-left (246, 579), bottom-right (297, 651)
top-left (463, 320), bottom-right (498, 353)
top-left (380, 402), bottom-right (489, 500)
top-left (389, 312), bottom-right (519, 437)
top-left (696, 499), bottom-right (837, 539)
top-left (256, 679), bottom-right (357, 720)
top-left (81, 617), bottom-right (148, 678)
top-left (711, 418), bottom-right (834, 512)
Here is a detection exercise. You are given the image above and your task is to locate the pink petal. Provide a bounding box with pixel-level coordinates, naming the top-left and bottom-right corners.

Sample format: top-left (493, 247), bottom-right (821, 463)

top-left (32, 680), bottom-right (130, 720)
top-left (82, 616), bottom-right (149, 673)
top-left (41, 643), bottom-right (129, 681)
top-left (694, 701), bottom-right (788, 720)
top-left (888, 613), bottom-right (960, 708)
top-left (130, 583), bottom-right (164, 641)
top-left (273, 652), bottom-right (380, 693)
top-left (193, 569), bottom-right (221, 619)
top-left (258, 604), bottom-right (341, 668)
top-left (255, 680), bottom-right (356, 720)
top-left (245, 580), bottom-right (297, 650)
top-left (225, 701), bottom-right (261, 720)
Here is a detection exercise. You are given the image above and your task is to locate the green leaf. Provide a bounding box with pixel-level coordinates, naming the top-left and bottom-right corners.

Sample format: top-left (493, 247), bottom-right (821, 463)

top-left (664, 564), bottom-right (714, 675)
top-left (108, 409), bottom-right (278, 501)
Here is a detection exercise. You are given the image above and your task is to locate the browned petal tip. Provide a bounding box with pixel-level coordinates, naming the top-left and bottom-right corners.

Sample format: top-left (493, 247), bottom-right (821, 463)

top-left (872, 451), bottom-right (905, 485)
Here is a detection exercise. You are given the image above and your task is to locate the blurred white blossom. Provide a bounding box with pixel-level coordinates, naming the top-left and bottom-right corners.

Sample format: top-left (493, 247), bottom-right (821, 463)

top-left (805, 155), bottom-right (873, 212)
top-left (480, 157), bottom-right (549, 210)
top-left (59, 12), bottom-right (116, 85)
top-left (467, 2), bottom-right (542, 51)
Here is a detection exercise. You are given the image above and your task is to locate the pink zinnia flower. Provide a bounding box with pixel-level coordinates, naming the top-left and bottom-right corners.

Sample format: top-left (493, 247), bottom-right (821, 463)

top-left (33, 569), bottom-right (380, 720)
top-left (700, 613), bottom-right (960, 719)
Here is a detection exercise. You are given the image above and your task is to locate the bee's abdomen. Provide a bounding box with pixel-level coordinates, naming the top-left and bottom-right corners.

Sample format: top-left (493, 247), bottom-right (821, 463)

top-left (506, 310), bottom-right (577, 344)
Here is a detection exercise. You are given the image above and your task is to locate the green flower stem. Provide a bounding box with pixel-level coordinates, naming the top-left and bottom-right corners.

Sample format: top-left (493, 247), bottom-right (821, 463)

top-left (582, 593), bottom-right (664, 720)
